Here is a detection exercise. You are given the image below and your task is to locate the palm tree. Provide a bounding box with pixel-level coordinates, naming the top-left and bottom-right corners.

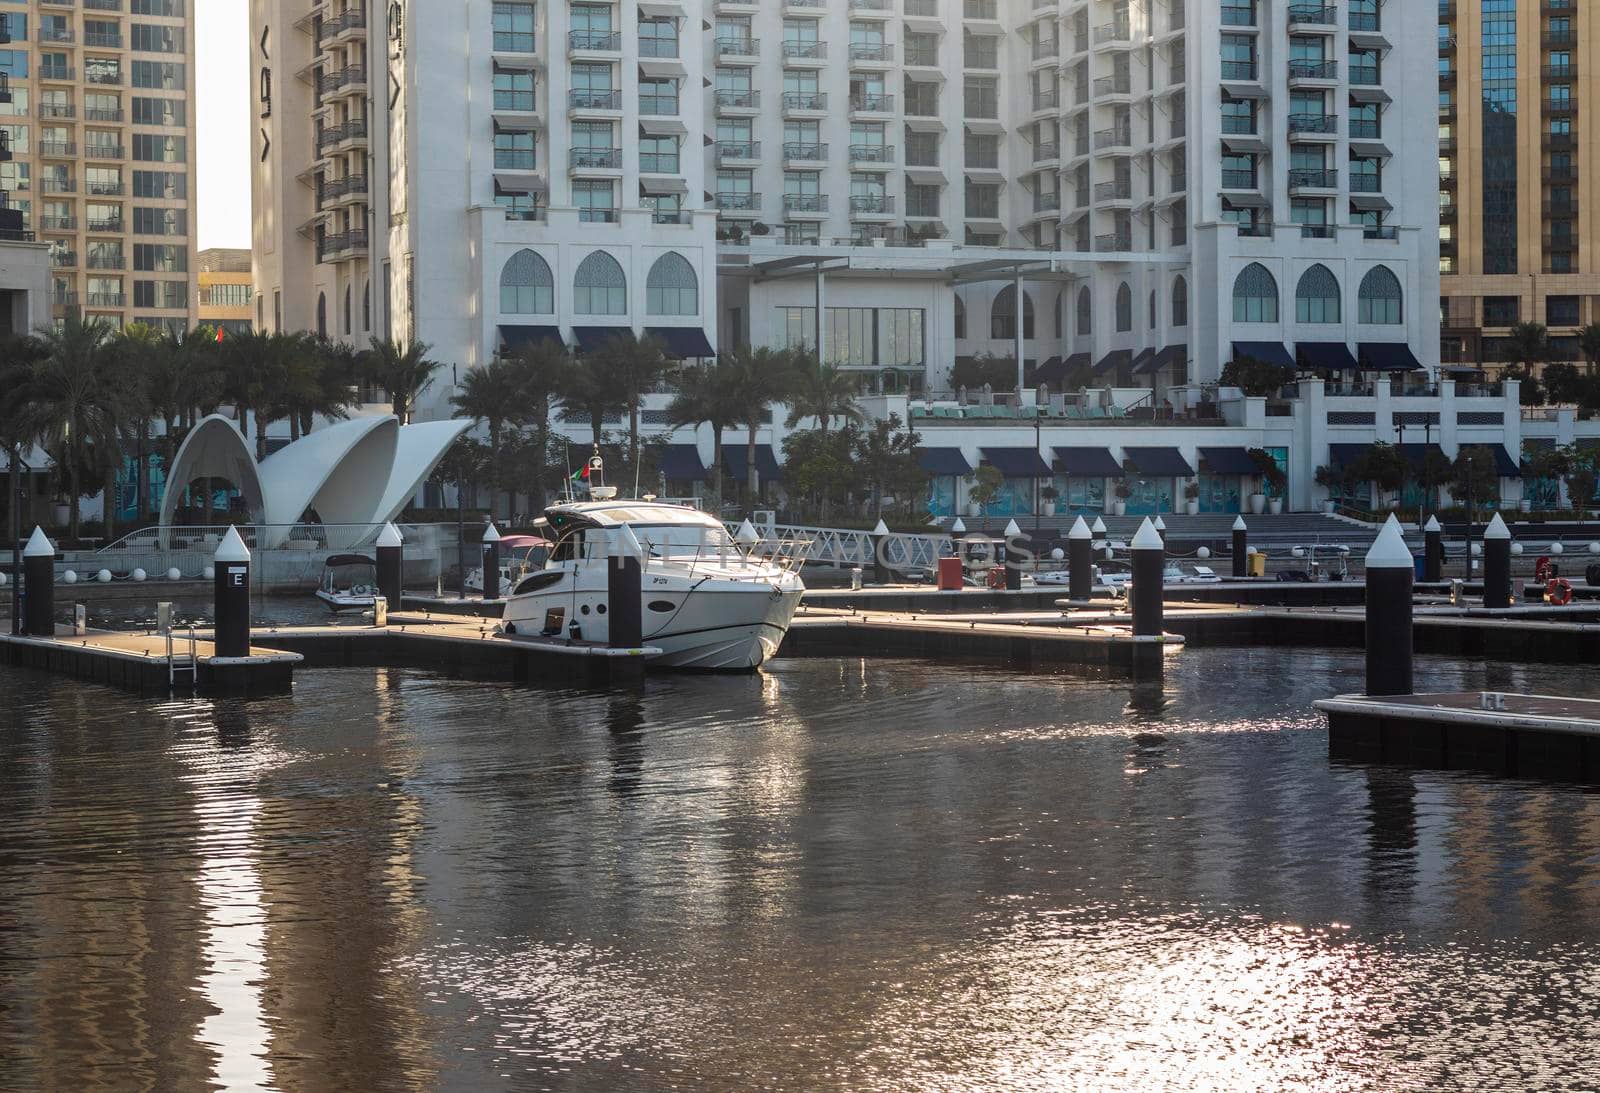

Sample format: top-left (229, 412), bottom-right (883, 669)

top-left (666, 361), bottom-right (740, 511)
top-left (502, 338), bottom-right (572, 513)
top-left (1505, 321), bottom-right (1549, 379)
top-left (107, 323), bottom-right (167, 524)
top-left (1579, 323), bottom-right (1600, 378)
top-left (145, 326), bottom-right (224, 520)
top-left (215, 328), bottom-right (280, 459)
top-left (362, 336), bottom-right (444, 424)
top-left (723, 347), bottom-right (795, 504)
top-left (452, 357), bottom-right (524, 519)
top-left (275, 335), bottom-right (358, 442)
top-left (786, 351), bottom-right (863, 436)
top-left (585, 332), bottom-right (670, 479)
top-left (0, 334), bottom-right (48, 555)
top-left (557, 351), bottom-right (628, 449)
top-left (19, 315), bottom-right (119, 542)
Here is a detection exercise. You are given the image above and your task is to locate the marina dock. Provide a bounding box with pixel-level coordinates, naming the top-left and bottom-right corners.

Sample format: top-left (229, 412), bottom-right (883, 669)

top-left (1318, 692), bottom-right (1600, 784)
top-left (0, 613), bottom-right (659, 695)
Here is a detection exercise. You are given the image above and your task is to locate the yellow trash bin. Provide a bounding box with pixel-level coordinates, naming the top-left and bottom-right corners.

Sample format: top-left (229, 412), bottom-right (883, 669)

top-left (1247, 551), bottom-right (1267, 578)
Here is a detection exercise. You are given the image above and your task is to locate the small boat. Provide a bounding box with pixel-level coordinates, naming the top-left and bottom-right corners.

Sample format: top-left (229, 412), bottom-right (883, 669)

top-left (315, 553), bottom-right (380, 613)
top-left (500, 494), bottom-right (806, 670)
top-left (465, 533), bottom-right (551, 594)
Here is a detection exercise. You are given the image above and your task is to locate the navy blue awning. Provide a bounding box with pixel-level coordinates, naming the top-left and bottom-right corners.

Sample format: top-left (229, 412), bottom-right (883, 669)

top-left (1129, 347), bottom-right (1157, 375)
top-left (1397, 443), bottom-right (1445, 470)
top-left (920, 447), bottom-right (973, 475)
top-left (658, 443), bottom-right (707, 481)
top-left (1328, 444), bottom-right (1367, 468)
top-left (1122, 446), bottom-right (1195, 476)
top-left (723, 444), bottom-right (782, 482)
top-left (1153, 344), bottom-right (1187, 371)
top-left (1295, 341), bottom-right (1360, 371)
top-left (1231, 341), bottom-right (1296, 370)
top-left (1358, 342), bottom-right (1424, 371)
top-left (1028, 356), bottom-right (1065, 386)
top-left (980, 447), bottom-right (1052, 477)
top-left (646, 326), bottom-right (715, 359)
top-left (1053, 447), bottom-right (1123, 477)
top-left (1092, 348), bottom-right (1132, 377)
top-left (572, 325), bottom-right (632, 352)
top-left (1490, 445), bottom-right (1521, 477)
top-left (1197, 447), bottom-right (1258, 475)
top-left (499, 324), bottom-right (564, 349)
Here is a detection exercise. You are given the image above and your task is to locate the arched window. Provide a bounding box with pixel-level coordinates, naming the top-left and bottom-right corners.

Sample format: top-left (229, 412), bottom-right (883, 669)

top-left (1149, 289), bottom-right (1157, 329)
top-left (990, 284), bottom-right (1035, 340)
top-left (343, 285), bottom-right (352, 334)
top-left (1295, 264), bottom-right (1341, 323)
top-left (645, 252), bottom-right (698, 316)
top-left (573, 250), bottom-right (626, 315)
top-left (954, 296), bottom-right (966, 339)
top-left (316, 291), bottom-right (326, 337)
top-left (501, 248), bottom-right (554, 314)
top-left (1172, 276), bottom-right (1188, 327)
top-left (1115, 282), bottom-right (1132, 332)
top-left (1232, 262), bottom-right (1278, 323)
top-left (1055, 291), bottom-right (1065, 338)
top-left (1358, 265), bottom-right (1403, 324)
top-left (1076, 286), bottom-right (1092, 336)
top-left (362, 279), bottom-right (371, 331)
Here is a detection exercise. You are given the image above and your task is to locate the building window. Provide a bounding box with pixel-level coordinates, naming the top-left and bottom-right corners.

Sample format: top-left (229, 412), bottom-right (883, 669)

top-left (1295, 264), bottom-right (1340, 323)
top-left (1114, 282), bottom-right (1132, 332)
top-left (1232, 263), bottom-right (1278, 323)
top-left (1546, 296), bottom-right (1580, 327)
top-left (500, 248), bottom-right (554, 314)
top-left (492, 1), bottom-right (535, 52)
top-left (646, 252), bottom-right (697, 316)
top-left (316, 292), bottom-right (327, 337)
top-left (1357, 266), bottom-right (1403, 325)
top-left (989, 284), bottom-right (1034, 340)
top-left (953, 296), bottom-right (965, 340)
top-left (1172, 276), bottom-right (1188, 326)
top-left (1076, 286), bottom-right (1091, 336)
top-left (574, 250), bottom-right (626, 315)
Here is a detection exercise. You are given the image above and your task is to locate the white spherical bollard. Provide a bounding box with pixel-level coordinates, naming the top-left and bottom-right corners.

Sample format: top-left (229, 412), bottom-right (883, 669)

top-left (167, 567), bottom-right (182, 581)
top-left (1196, 545), bottom-right (1211, 559)
top-left (63, 569), bottom-right (78, 583)
top-left (1049, 547), bottom-right (1064, 561)
top-left (131, 568), bottom-right (146, 582)
top-left (1589, 542), bottom-right (1600, 555)
top-left (1550, 542), bottom-right (1564, 555)
top-left (96, 569), bottom-right (112, 582)
top-left (1291, 546), bottom-right (1304, 558)
top-left (1471, 543), bottom-right (1482, 557)
top-left (0, 571), bottom-right (7, 588)
top-left (203, 566), bottom-right (215, 580)
top-left (1511, 542), bottom-right (1524, 556)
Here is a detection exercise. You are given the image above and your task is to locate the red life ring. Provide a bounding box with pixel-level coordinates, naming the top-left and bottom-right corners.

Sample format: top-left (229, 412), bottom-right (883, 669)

top-left (1546, 577), bottom-right (1573, 606)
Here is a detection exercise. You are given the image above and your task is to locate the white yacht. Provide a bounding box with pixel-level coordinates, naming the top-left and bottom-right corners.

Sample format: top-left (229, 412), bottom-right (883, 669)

top-left (500, 494), bottom-right (806, 670)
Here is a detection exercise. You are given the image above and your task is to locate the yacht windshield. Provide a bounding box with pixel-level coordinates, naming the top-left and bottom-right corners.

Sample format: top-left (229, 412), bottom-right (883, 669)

top-left (632, 523), bottom-right (732, 559)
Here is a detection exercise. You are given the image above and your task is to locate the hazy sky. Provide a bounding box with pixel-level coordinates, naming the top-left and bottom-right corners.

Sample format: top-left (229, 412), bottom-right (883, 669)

top-left (196, 0), bottom-right (251, 251)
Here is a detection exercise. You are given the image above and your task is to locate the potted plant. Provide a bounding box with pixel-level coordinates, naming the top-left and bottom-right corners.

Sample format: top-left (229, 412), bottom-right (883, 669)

top-left (968, 464), bottom-right (1003, 519)
top-left (1112, 479), bottom-right (1132, 516)
top-left (1039, 484), bottom-right (1059, 517)
top-left (1313, 465), bottom-right (1339, 515)
top-left (1114, 459), bottom-right (1138, 516)
top-left (1183, 479), bottom-right (1200, 516)
top-left (1247, 448), bottom-right (1286, 515)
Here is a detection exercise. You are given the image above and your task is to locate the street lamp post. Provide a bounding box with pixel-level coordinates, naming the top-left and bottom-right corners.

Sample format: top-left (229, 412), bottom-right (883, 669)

top-left (1033, 411), bottom-right (1042, 536)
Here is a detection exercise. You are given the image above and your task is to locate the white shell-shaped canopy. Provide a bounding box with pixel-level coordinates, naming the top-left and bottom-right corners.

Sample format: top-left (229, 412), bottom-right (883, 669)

top-left (158, 413), bottom-right (472, 551)
top-left (158, 416), bottom-right (265, 543)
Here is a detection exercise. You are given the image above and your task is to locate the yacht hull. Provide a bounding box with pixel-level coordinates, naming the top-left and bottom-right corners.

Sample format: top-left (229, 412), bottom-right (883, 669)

top-left (502, 582), bottom-right (803, 671)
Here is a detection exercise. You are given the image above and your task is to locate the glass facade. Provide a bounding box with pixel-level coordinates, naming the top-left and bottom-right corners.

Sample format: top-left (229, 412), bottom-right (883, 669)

top-left (1479, 0), bottom-right (1517, 274)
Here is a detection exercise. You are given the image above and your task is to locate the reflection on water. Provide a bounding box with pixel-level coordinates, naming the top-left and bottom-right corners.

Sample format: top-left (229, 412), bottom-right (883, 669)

top-left (3, 649), bottom-right (1600, 1090)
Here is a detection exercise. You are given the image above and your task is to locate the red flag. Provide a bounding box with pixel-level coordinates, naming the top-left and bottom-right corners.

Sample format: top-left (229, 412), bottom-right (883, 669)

top-left (215, 326), bottom-right (225, 343)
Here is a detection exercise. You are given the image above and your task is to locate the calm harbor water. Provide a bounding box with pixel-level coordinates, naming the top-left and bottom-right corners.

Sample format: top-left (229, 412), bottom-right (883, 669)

top-left (3, 646), bottom-right (1600, 1091)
